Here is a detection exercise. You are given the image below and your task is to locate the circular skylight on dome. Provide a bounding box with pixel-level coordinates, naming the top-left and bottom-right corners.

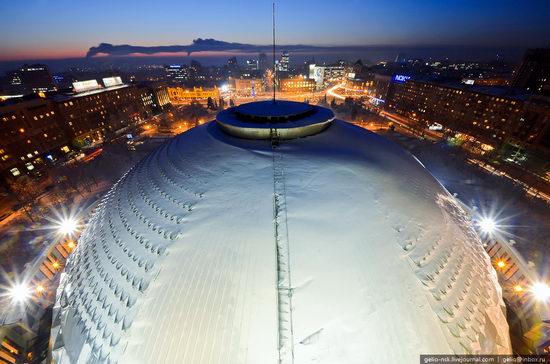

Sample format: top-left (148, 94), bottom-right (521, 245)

top-left (235, 100), bottom-right (314, 121)
top-left (216, 100), bottom-right (334, 139)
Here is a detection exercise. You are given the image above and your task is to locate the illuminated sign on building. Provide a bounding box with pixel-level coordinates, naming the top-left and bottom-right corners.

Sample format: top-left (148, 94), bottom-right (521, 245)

top-left (309, 65), bottom-right (325, 85)
top-left (393, 75), bottom-right (411, 83)
top-left (103, 76), bottom-right (123, 87)
top-left (72, 80), bottom-right (100, 93)
top-left (462, 79), bottom-right (475, 85)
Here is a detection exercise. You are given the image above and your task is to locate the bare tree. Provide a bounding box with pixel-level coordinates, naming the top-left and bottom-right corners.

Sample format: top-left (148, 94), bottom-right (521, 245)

top-left (7, 176), bottom-right (41, 222)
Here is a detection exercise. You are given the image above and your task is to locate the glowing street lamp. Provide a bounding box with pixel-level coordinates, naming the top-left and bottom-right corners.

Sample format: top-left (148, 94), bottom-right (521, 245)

top-left (478, 217), bottom-right (497, 235)
top-left (8, 283), bottom-right (31, 304)
top-left (531, 282), bottom-right (550, 302)
top-left (56, 217), bottom-right (79, 236)
top-left (513, 284), bottom-right (524, 293)
top-left (35, 284), bottom-right (45, 294)
top-left (496, 260), bottom-right (506, 269)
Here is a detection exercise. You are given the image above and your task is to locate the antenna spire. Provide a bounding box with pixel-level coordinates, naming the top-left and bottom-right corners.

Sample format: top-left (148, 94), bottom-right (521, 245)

top-left (272, 1), bottom-right (276, 103)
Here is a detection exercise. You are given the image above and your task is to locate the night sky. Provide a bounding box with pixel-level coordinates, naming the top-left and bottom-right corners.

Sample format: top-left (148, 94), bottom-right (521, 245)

top-left (1, 0), bottom-right (549, 61)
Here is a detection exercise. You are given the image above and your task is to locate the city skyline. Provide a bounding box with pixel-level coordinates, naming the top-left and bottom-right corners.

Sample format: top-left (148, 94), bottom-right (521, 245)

top-left (1, 0), bottom-right (550, 61)
top-left (1, 1), bottom-right (550, 362)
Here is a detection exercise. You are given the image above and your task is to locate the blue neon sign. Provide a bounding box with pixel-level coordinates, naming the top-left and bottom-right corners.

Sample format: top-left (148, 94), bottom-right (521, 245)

top-left (393, 75), bottom-right (411, 83)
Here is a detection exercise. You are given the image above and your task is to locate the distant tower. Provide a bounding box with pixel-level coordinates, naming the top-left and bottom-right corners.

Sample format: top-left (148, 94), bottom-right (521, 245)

top-left (246, 59), bottom-right (259, 71)
top-left (228, 57), bottom-right (238, 68)
top-left (394, 52), bottom-right (406, 63)
top-left (227, 57), bottom-right (239, 75)
top-left (279, 51), bottom-right (289, 72)
top-left (511, 48), bottom-right (550, 94)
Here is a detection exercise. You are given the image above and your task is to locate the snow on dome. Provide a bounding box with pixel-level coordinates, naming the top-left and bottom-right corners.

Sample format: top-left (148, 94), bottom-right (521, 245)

top-left (50, 102), bottom-right (511, 364)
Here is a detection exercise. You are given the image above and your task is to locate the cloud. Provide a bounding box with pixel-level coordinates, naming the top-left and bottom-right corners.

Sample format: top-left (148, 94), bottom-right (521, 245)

top-left (86, 38), bottom-right (364, 57)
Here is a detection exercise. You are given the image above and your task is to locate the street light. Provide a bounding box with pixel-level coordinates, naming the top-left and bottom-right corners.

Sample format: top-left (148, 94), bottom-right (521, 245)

top-left (531, 282), bottom-right (550, 302)
top-left (57, 216), bottom-right (79, 236)
top-left (478, 217), bottom-right (497, 234)
top-left (8, 283), bottom-right (31, 304)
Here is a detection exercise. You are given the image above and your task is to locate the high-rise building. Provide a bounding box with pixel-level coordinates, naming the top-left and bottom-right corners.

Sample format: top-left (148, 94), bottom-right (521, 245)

top-left (54, 81), bottom-right (147, 146)
top-left (0, 321), bottom-right (35, 364)
top-left (50, 100), bottom-right (511, 363)
top-left (0, 97), bottom-right (70, 180)
top-left (385, 77), bottom-right (550, 163)
top-left (278, 51), bottom-right (289, 72)
top-left (309, 64), bottom-right (346, 87)
top-left (246, 59), bottom-right (258, 71)
top-left (7, 64), bottom-right (56, 94)
top-left (164, 64), bottom-right (190, 83)
top-left (394, 52), bottom-right (407, 63)
top-left (511, 48), bottom-right (550, 95)
top-left (227, 57), bottom-right (238, 69)
top-left (0, 78), bottom-right (150, 183)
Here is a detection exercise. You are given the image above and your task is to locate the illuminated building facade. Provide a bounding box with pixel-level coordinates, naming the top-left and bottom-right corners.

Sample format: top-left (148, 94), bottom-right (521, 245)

top-left (309, 64), bottom-right (346, 87)
top-left (246, 59), bottom-right (259, 71)
top-left (278, 51), bottom-right (289, 72)
top-left (167, 86), bottom-right (219, 102)
top-left (0, 322), bottom-right (34, 364)
top-left (55, 84), bottom-right (147, 146)
top-left (344, 78), bottom-right (373, 92)
top-left (280, 77), bottom-right (316, 93)
top-left (232, 78), bottom-right (263, 96)
top-left (386, 78), bottom-right (550, 160)
top-left (0, 98), bottom-right (70, 180)
top-left (0, 79), bottom-right (149, 183)
top-left (164, 64), bottom-right (190, 83)
top-left (150, 86), bottom-right (171, 111)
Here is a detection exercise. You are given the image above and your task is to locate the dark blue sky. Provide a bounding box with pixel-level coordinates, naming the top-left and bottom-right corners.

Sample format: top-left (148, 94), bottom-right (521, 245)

top-left (1, 0), bottom-right (549, 60)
